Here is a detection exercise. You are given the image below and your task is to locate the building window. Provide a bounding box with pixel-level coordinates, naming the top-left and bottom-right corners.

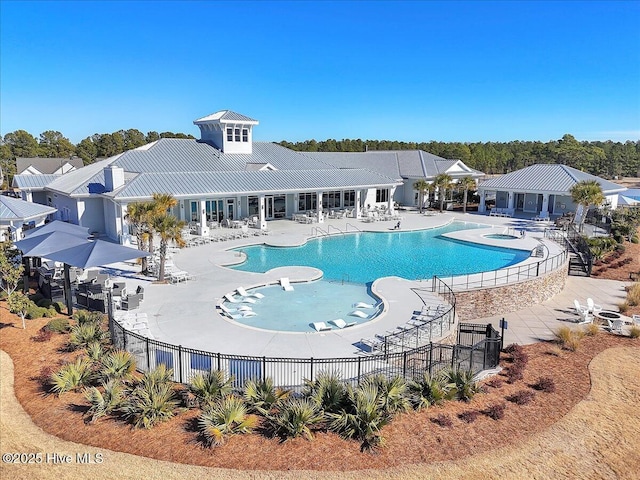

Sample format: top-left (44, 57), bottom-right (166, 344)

top-left (190, 201), bottom-right (199, 222)
top-left (298, 193), bottom-right (317, 212)
top-left (248, 196), bottom-right (259, 216)
top-left (242, 128), bottom-right (249, 142)
top-left (234, 128), bottom-right (241, 142)
top-left (322, 191), bottom-right (342, 209)
top-left (226, 128), bottom-right (233, 142)
top-left (376, 188), bottom-right (389, 203)
top-left (343, 190), bottom-right (355, 207)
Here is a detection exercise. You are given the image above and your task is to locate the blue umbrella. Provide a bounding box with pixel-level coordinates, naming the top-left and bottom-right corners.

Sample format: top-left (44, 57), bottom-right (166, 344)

top-left (14, 231), bottom-right (89, 257)
top-left (23, 220), bottom-right (90, 239)
top-left (45, 239), bottom-right (151, 269)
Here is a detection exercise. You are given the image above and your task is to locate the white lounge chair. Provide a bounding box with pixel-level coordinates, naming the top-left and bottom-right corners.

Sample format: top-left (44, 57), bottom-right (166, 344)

top-left (219, 304), bottom-right (252, 315)
top-left (311, 321), bottom-right (331, 332)
top-left (353, 302), bottom-right (374, 309)
top-left (280, 277), bottom-right (294, 291)
top-left (608, 319), bottom-right (624, 334)
top-left (349, 310), bottom-right (369, 318)
top-left (237, 286), bottom-right (265, 299)
top-left (633, 314), bottom-right (640, 326)
top-left (574, 299), bottom-right (592, 324)
top-left (586, 297), bottom-right (602, 314)
top-left (329, 319), bottom-right (356, 329)
top-left (224, 293), bottom-right (256, 304)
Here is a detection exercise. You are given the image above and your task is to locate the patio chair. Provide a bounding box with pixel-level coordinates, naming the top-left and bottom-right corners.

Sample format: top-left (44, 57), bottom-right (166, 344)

top-left (236, 286), bottom-right (265, 299)
top-left (329, 318), bottom-right (356, 329)
top-left (122, 293), bottom-right (142, 311)
top-left (633, 314), bottom-right (640, 326)
top-left (573, 299), bottom-right (592, 324)
top-left (348, 310), bottom-right (369, 319)
top-left (280, 277), bottom-right (294, 291)
top-left (353, 301), bottom-right (374, 309)
top-left (608, 319), bottom-right (624, 334)
top-left (224, 293), bottom-right (256, 304)
top-left (311, 321), bottom-right (332, 332)
top-left (586, 297), bottom-right (602, 314)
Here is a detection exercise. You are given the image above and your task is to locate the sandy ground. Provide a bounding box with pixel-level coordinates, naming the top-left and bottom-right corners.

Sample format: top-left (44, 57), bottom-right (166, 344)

top-left (2, 345), bottom-right (639, 480)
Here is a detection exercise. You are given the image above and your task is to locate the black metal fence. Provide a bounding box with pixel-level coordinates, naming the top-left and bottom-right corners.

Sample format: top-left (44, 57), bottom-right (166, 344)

top-left (109, 318), bottom-right (501, 392)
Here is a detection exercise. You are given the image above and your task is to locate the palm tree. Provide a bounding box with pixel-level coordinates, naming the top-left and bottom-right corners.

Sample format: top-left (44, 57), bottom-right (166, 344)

top-left (570, 180), bottom-right (605, 231)
top-left (457, 176), bottom-right (477, 213)
top-left (433, 173), bottom-right (453, 212)
top-left (148, 193), bottom-right (179, 262)
top-left (124, 201), bottom-right (155, 274)
top-left (152, 213), bottom-right (186, 282)
top-left (413, 179), bottom-right (430, 213)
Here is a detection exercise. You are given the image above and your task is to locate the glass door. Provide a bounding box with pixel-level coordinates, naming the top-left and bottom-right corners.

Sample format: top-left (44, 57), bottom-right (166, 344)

top-left (265, 196), bottom-right (275, 219)
top-left (226, 199), bottom-right (235, 221)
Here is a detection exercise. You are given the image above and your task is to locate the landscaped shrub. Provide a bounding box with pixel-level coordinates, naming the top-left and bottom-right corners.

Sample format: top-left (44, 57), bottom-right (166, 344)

top-left (431, 413), bottom-right (453, 428)
top-left (73, 310), bottom-right (104, 326)
top-left (554, 326), bottom-right (583, 351)
top-left (188, 370), bottom-right (233, 408)
top-left (408, 371), bottom-right (452, 410)
top-left (458, 410), bottom-right (479, 423)
top-left (629, 325), bottom-right (640, 339)
top-left (531, 376), bottom-right (556, 393)
top-left (303, 371), bottom-right (348, 414)
top-left (46, 317), bottom-right (70, 333)
top-left (485, 377), bottom-right (503, 389)
top-left (68, 322), bottom-right (109, 350)
top-left (37, 298), bottom-right (53, 308)
top-left (31, 327), bottom-right (53, 342)
top-left (121, 366), bottom-right (179, 429)
top-left (361, 374), bottom-right (411, 414)
top-left (50, 357), bottom-right (95, 395)
top-left (511, 349), bottom-right (529, 366)
top-left (441, 368), bottom-right (481, 402)
top-left (198, 395), bottom-right (258, 447)
top-left (484, 402), bottom-right (506, 420)
top-left (52, 301), bottom-right (65, 313)
top-left (618, 302), bottom-right (629, 314)
top-left (583, 323), bottom-right (600, 337)
top-left (503, 343), bottom-right (523, 354)
top-left (506, 390), bottom-right (535, 405)
top-left (26, 302), bottom-right (48, 319)
top-left (35, 365), bottom-right (55, 389)
top-left (244, 377), bottom-right (291, 416)
top-left (84, 380), bottom-right (125, 423)
top-left (30, 292), bottom-right (44, 304)
top-left (269, 397), bottom-right (324, 441)
top-left (627, 283), bottom-right (640, 306)
top-left (631, 235), bottom-right (639, 244)
top-left (591, 270), bottom-right (601, 277)
top-left (506, 364), bottom-right (524, 384)
top-left (99, 350), bottom-right (136, 382)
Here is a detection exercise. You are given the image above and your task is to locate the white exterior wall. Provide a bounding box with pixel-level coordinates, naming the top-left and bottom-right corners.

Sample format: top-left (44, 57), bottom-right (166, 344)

top-left (78, 197), bottom-right (106, 235)
top-left (362, 188), bottom-right (377, 209)
top-left (606, 193), bottom-right (619, 210)
top-left (103, 199), bottom-right (121, 242)
top-left (50, 193), bottom-right (79, 223)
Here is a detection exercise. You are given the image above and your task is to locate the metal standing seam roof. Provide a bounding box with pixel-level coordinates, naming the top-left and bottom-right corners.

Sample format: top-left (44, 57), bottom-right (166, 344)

top-left (12, 174), bottom-right (61, 190)
top-left (193, 110), bottom-right (258, 124)
top-left (0, 195), bottom-right (57, 221)
top-left (103, 169), bottom-right (402, 200)
top-left (478, 164), bottom-right (627, 194)
top-left (16, 157), bottom-right (85, 174)
top-left (302, 151), bottom-right (402, 179)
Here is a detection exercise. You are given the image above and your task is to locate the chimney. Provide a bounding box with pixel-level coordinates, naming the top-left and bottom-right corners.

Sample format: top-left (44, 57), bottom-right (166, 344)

top-left (104, 165), bottom-right (125, 192)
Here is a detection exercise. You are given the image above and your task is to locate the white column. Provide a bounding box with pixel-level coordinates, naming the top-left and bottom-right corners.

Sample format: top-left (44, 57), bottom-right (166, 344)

top-left (198, 200), bottom-right (209, 236)
top-left (259, 195), bottom-right (267, 230)
top-left (508, 192), bottom-right (515, 210)
top-left (179, 201), bottom-right (185, 221)
top-left (25, 191), bottom-right (33, 202)
top-left (317, 192), bottom-right (324, 223)
top-left (354, 191), bottom-right (361, 218)
top-left (542, 193), bottom-right (550, 214)
top-left (388, 187), bottom-right (395, 214)
top-left (479, 190), bottom-right (486, 213)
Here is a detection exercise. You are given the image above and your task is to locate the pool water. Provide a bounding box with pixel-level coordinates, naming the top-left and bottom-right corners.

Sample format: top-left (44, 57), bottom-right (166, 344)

top-left (484, 234), bottom-right (519, 240)
top-left (225, 282), bottom-right (378, 332)
top-left (232, 222), bottom-right (530, 284)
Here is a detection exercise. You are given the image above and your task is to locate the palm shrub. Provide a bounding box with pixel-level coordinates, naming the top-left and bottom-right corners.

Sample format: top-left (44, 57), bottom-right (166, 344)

top-left (189, 370), bottom-right (233, 407)
top-left (408, 371), bottom-right (452, 410)
top-left (198, 394), bottom-right (258, 446)
top-left (121, 366), bottom-right (179, 429)
top-left (85, 341), bottom-right (107, 364)
top-left (361, 374), bottom-right (411, 415)
top-left (73, 310), bottom-right (104, 326)
top-left (50, 356), bottom-right (95, 395)
top-left (243, 377), bottom-right (291, 415)
top-left (68, 322), bottom-right (109, 350)
top-left (45, 317), bottom-right (70, 333)
top-left (100, 350), bottom-right (136, 382)
top-left (441, 368), bottom-right (481, 402)
top-left (303, 371), bottom-right (349, 415)
top-left (140, 363), bottom-right (174, 389)
top-left (84, 380), bottom-right (125, 423)
top-left (268, 397), bottom-right (324, 441)
top-left (328, 383), bottom-right (391, 451)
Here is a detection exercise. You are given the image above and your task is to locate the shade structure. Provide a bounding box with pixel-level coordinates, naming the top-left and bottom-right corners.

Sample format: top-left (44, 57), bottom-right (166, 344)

top-left (23, 220), bottom-right (90, 239)
top-left (45, 239), bottom-right (151, 269)
top-left (14, 231), bottom-right (90, 258)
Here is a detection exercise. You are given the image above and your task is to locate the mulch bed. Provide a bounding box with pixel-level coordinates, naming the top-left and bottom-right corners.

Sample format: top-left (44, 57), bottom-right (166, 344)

top-left (1, 303), bottom-right (639, 471)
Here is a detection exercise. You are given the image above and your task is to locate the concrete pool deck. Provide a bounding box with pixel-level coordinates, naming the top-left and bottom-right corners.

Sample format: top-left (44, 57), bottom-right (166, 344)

top-left (103, 210), bottom-right (630, 357)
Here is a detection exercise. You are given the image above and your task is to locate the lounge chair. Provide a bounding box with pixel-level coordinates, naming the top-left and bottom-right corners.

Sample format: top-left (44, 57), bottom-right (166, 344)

top-left (586, 297), bottom-right (602, 314)
top-left (311, 322), bottom-right (332, 332)
top-left (353, 302), bottom-right (374, 309)
top-left (608, 319), bottom-right (624, 334)
top-left (280, 277), bottom-right (294, 292)
top-left (219, 304), bottom-right (252, 315)
top-left (237, 286), bottom-right (265, 299)
top-left (633, 314), bottom-right (640, 326)
top-left (348, 310), bottom-right (369, 318)
top-left (122, 293), bottom-right (142, 311)
top-left (573, 299), bottom-right (592, 324)
top-left (329, 319), bottom-right (356, 329)
top-left (224, 293), bottom-right (256, 304)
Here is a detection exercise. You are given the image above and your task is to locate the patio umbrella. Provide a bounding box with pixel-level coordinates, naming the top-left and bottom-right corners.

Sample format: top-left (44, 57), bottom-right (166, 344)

top-left (23, 220), bottom-right (90, 239)
top-left (45, 239), bottom-right (151, 315)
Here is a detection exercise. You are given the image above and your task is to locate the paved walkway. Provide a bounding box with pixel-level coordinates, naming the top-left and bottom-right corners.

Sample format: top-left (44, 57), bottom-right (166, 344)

top-left (102, 210), bottom-right (630, 358)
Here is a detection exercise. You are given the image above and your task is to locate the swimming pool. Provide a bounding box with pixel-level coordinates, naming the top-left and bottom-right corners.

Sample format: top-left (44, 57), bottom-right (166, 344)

top-left (484, 233), bottom-right (519, 240)
top-left (231, 222), bottom-right (531, 284)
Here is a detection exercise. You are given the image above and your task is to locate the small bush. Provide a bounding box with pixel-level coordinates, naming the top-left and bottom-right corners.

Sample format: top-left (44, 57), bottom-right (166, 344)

top-left (37, 298), bottom-right (53, 308)
top-left (532, 376), bottom-right (556, 393)
top-left (627, 284), bottom-right (640, 306)
top-left (511, 350), bottom-right (529, 366)
top-left (591, 270), bottom-right (601, 277)
top-left (484, 403), bottom-right (506, 420)
top-left (554, 326), bottom-right (583, 351)
top-left (31, 327), bottom-right (53, 342)
top-left (36, 365), bottom-right (55, 388)
top-left (583, 323), bottom-right (600, 337)
top-left (26, 302), bottom-right (47, 319)
top-left (631, 235), bottom-right (639, 244)
top-left (618, 302), bottom-right (629, 314)
top-left (52, 301), bottom-right (65, 313)
top-left (485, 377), bottom-right (503, 389)
top-left (50, 357), bottom-right (95, 395)
top-left (506, 364), bottom-right (524, 384)
top-left (546, 345), bottom-right (564, 357)
top-left (506, 390), bottom-right (535, 405)
top-left (458, 410), bottom-right (479, 423)
top-left (629, 325), bottom-right (640, 339)
top-left (46, 317), bottom-right (70, 333)
top-left (503, 343), bottom-right (523, 354)
top-left (431, 413), bottom-right (453, 428)
top-left (198, 395), bottom-right (258, 447)
top-left (30, 293), bottom-right (44, 304)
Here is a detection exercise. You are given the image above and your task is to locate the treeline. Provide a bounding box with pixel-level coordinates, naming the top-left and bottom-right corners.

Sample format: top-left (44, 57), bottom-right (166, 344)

top-left (0, 129), bottom-right (194, 184)
top-left (279, 134), bottom-right (640, 178)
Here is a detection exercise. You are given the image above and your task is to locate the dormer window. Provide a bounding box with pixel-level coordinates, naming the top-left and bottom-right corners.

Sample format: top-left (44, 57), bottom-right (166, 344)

top-left (226, 128), bottom-right (233, 141)
top-left (234, 128), bottom-right (241, 142)
top-left (242, 128), bottom-right (248, 142)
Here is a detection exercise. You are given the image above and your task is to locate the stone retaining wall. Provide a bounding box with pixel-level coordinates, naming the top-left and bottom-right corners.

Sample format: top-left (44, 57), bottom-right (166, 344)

top-left (454, 261), bottom-right (569, 321)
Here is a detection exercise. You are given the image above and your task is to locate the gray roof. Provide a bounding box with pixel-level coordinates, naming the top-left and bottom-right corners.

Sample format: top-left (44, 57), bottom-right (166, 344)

top-left (12, 174), bottom-right (61, 190)
top-left (193, 110), bottom-right (258, 124)
top-left (0, 195), bottom-right (57, 221)
top-left (16, 157), bottom-right (84, 174)
top-left (478, 164), bottom-right (626, 194)
top-left (104, 169), bottom-right (401, 200)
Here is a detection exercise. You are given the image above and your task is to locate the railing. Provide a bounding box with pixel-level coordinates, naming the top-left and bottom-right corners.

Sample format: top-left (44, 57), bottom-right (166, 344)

top-left (109, 318), bottom-right (500, 392)
top-left (310, 226), bottom-right (329, 237)
top-left (345, 223), bottom-right (362, 233)
top-left (327, 225), bottom-right (345, 236)
top-left (434, 240), bottom-right (569, 291)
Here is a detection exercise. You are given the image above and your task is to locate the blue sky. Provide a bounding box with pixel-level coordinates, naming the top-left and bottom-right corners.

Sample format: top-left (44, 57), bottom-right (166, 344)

top-left (1, 1), bottom-right (639, 144)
